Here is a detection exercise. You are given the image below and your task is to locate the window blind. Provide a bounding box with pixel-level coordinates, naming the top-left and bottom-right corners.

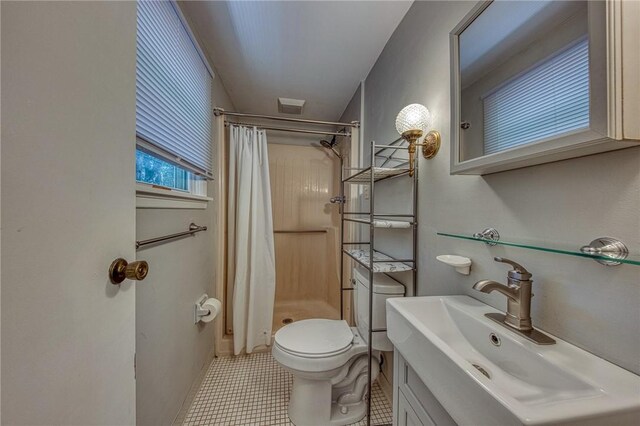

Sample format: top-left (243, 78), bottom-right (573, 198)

top-left (483, 38), bottom-right (589, 155)
top-left (136, 0), bottom-right (213, 177)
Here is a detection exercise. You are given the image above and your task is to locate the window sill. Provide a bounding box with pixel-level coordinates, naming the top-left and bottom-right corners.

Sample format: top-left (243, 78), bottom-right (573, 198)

top-left (136, 184), bottom-right (212, 209)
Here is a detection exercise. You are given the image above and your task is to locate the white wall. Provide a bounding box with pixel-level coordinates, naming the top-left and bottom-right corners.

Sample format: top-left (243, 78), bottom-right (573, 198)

top-left (355, 1), bottom-right (640, 374)
top-left (134, 18), bottom-right (236, 426)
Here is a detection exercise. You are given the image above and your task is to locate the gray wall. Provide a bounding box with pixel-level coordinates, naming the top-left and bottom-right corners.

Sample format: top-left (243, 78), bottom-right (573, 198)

top-left (134, 12), bottom-right (236, 426)
top-left (135, 208), bottom-right (214, 426)
top-left (354, 1), bottom-right (640, 374)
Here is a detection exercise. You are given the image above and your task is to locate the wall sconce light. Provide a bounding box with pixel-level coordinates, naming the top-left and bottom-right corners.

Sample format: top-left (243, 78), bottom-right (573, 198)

top-left (395, 103), bottom-right (441, 176)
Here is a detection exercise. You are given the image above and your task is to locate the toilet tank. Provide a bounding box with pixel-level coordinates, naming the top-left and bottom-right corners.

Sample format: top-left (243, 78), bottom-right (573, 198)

top-left (353, 266), bottom-right (405, 351)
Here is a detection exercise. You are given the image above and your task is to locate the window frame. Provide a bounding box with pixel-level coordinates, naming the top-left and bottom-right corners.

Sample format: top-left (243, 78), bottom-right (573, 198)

top-left (135, 182), bottom-right (212, 210)
top-left (134, 0), bottom-right (214, 207)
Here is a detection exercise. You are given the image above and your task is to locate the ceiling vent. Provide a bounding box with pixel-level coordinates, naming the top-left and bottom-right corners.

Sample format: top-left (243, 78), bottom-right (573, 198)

top-left (278, 97), bottom-right (305, 115)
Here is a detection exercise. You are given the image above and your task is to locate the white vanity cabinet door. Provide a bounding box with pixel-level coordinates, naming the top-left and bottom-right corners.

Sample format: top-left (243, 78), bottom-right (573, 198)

top-left (394, 350), bottom-right (457, 426)
top-left (397, 390), bottom-right (429, 426)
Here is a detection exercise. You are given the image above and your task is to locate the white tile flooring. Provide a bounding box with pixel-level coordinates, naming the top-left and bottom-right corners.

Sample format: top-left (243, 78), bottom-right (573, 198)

top-left (182, 352), bottom-right (392, 426)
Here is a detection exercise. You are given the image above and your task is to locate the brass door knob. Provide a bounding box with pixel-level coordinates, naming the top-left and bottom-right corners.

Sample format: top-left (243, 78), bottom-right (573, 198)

top-left (109, 258), bottom-right (149, 284)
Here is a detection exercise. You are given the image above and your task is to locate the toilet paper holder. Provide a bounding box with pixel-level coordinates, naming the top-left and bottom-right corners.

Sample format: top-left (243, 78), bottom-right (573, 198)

top-left (194, 294), bottom-right (211, 324)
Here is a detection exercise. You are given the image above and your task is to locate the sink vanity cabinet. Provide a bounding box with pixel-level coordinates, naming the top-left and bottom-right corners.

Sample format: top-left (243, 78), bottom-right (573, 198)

top-left (387, 296), bottom-right (640, 426)
top-left (394, 351), bottom-right (456, 426)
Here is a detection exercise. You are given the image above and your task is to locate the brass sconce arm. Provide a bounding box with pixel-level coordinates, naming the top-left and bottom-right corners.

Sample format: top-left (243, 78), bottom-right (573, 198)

top-left (402, 130), bottom-right (441, 176)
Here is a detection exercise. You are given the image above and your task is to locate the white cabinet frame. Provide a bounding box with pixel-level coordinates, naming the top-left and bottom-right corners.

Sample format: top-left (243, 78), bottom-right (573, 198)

top-left (450, 0), bottom-right (639, 175)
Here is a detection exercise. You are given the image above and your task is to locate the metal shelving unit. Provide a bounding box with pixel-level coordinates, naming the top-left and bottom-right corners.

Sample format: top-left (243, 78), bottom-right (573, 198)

top-left (339, 140), bottom-right (418, 426)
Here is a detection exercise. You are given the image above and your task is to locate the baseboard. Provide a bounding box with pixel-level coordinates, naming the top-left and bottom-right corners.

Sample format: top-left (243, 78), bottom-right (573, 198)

top-left (216, 335), bottom-right (234, 356)
top-left (216, 334), bottom-right (275, 357)
top-left (378, 368), bottom-right (393, 406)
top-left (172, 349), bottom-right (216, 425)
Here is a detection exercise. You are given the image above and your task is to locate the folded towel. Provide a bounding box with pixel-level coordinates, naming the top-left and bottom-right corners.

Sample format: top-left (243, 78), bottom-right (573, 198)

top-left (373, 220), bottom-right (411, 229)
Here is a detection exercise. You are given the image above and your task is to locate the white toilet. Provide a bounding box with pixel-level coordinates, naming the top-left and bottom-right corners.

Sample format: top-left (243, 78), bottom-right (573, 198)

top-left (272, 267), bottom-right (405, 425)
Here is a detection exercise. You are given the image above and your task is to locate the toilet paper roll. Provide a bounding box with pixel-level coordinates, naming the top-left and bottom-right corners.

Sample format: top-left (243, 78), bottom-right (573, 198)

top-left (199, 298), bottom-right (221, 323)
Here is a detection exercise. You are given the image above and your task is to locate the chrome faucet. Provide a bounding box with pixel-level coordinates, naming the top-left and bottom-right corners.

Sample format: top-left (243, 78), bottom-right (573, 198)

top-left (474, 257), bottom-right (555, 345)
top-left (474, 257), bottom-right (533, 331)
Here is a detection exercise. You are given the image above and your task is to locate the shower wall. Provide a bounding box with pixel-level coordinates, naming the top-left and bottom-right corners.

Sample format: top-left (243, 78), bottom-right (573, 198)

top-left (267, 143), bottom-right (341, 331)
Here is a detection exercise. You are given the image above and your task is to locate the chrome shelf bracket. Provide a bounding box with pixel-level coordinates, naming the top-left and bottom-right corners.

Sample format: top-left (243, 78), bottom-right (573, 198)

top-left (473, 228), bottom-right (500, 246)
top-left (580, 237), bottom-right (629, 266)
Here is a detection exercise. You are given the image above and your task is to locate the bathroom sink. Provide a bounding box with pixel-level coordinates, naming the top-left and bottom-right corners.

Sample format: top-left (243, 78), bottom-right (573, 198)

top-left (386, 296), bottom-right (640, 425)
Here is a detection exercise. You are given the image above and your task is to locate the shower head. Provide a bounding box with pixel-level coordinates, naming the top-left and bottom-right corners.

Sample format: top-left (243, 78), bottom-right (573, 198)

top-left (320, 139), bottom-right (333, 149)
top-left (320, 136), bottom-right (342, 159)
top-left (321, 135), bottom-right (338, 147)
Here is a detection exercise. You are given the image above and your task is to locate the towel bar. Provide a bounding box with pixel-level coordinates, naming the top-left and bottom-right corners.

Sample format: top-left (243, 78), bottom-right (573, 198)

top-left (136, 223), bottom-right (207, 249)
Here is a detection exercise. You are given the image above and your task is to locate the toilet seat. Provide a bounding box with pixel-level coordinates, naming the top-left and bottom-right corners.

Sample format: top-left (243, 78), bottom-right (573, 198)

top-left (274, 319), bottom-right (353, 358)
top-left (273, 322), bottom-right (367, 374)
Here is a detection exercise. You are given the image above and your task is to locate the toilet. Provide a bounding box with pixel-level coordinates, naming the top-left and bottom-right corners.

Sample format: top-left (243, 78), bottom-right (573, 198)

top-left (272, 267), bottom-right (405, 425)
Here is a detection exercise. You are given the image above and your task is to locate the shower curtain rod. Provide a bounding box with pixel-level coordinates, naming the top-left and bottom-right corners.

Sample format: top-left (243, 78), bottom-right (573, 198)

top-left (225, 121), bottom-right (350, 137)
top-left (214, 107), bottom-right (359, 128)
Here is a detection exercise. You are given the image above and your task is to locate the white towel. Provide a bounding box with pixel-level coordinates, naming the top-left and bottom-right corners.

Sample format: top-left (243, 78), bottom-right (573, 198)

top-left (373, 220), bottom-right (411, 229)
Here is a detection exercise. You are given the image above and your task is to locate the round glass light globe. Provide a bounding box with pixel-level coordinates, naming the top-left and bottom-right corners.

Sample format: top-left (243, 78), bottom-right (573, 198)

top-left (395, 103), bottom-right (431, 135)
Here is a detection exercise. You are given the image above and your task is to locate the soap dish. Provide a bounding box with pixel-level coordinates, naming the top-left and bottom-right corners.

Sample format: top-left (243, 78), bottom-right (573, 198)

top-left (436, 255), bottom-right (472, 275)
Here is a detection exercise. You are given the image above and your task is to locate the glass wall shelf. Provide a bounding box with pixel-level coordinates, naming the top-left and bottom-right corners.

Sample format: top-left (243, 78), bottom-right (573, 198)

top-left (437, 232), bottom-right (640, 266)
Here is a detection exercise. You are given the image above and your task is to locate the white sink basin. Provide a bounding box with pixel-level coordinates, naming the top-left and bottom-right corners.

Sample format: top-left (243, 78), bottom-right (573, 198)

top-left (387, 296), bottom-right (640, 425)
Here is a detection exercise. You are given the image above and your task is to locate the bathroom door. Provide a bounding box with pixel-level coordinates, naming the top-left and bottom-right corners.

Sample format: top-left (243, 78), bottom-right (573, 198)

top-left (1, 2), bottom-right (137, 424)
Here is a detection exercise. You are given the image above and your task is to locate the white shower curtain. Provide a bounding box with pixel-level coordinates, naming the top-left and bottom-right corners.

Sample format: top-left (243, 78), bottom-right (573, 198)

top-left (227, 125), bottom-right (276, 355)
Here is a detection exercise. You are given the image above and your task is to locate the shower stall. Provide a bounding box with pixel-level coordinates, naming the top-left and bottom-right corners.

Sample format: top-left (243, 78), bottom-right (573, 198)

top-left (268, 142), bottom-right (343, 332)
top-left (217, 108), bottom-right (358, 339)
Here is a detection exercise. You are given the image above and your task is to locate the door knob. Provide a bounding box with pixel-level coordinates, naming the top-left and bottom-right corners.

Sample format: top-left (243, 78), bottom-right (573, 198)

top-left (109, 258), bottom-right (149, 284)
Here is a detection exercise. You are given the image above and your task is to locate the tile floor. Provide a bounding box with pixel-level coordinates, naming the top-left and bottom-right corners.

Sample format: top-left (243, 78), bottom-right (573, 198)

top-left (182, 352), bottom-right (392, 426)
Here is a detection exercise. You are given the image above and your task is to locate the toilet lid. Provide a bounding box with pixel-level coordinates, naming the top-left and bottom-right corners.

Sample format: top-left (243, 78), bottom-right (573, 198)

top-left (274, 319), bottom-right (353, 357)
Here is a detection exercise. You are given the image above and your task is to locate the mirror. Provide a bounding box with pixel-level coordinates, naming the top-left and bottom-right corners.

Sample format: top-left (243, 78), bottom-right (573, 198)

top-left (460, 0), bottom-right (588, 162)
top-left (450, 0), bottom-right (637, 175)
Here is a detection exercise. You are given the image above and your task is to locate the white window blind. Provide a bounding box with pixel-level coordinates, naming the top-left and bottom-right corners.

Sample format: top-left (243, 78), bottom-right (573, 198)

top-left (136, 0), bottom-right (213, 177)
top-left (483, 38), bottom-right (589, 155)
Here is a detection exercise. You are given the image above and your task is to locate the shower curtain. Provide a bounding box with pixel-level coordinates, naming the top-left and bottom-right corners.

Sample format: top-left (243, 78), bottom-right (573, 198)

top-left (228, 125), bottom-right (276, 355)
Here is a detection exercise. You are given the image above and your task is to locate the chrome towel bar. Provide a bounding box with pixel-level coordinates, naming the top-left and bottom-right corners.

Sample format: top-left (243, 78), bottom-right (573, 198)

top-left (136, 223), bottom-right (207, 249)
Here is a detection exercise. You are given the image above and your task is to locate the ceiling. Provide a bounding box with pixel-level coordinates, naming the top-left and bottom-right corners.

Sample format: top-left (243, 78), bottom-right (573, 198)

top-left (180, 1), bottom-right (413, 122)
